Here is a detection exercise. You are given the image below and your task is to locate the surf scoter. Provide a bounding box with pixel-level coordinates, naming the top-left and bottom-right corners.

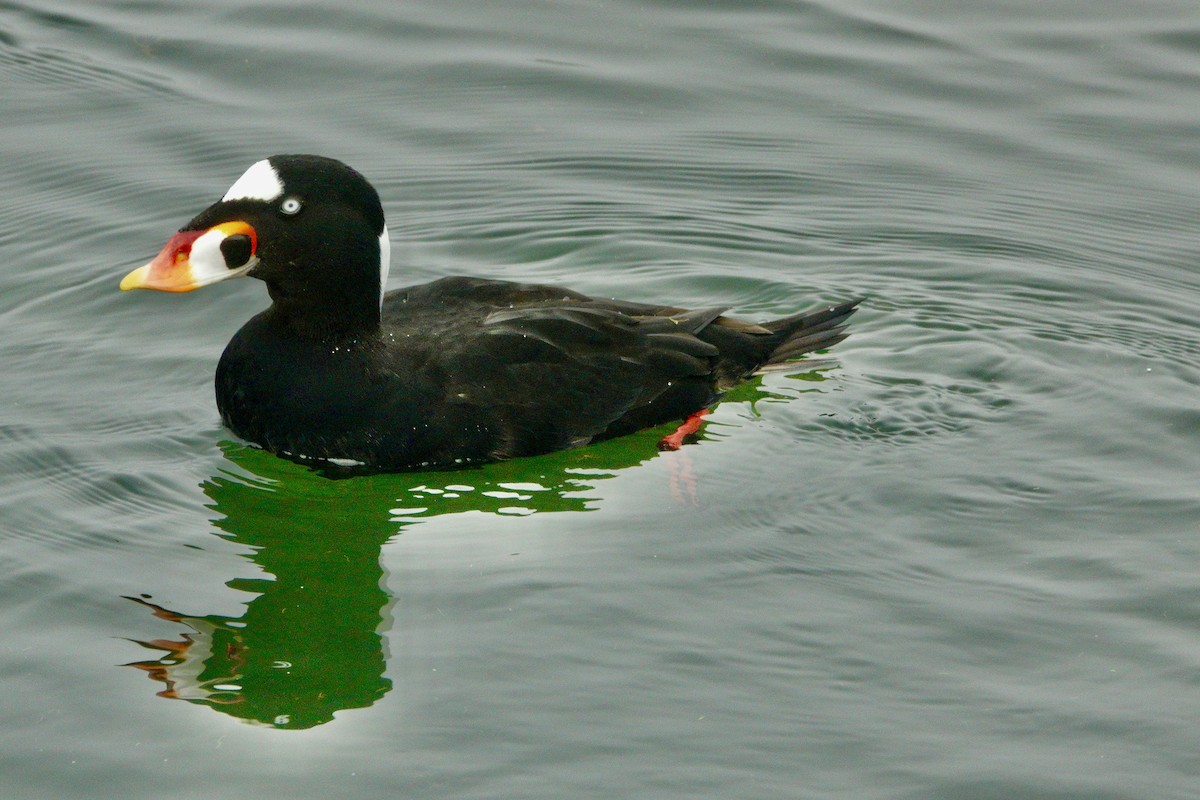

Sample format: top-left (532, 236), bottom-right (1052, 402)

top-left (121, 155), bottom-right (860, 471)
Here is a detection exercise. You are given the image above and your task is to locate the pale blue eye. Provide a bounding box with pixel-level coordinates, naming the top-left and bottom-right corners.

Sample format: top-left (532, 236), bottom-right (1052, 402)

top-left (280, 197), bottom-right (302, 215)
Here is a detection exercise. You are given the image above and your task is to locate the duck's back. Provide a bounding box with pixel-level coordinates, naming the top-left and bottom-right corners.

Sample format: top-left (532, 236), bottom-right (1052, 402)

top-left (380, 277), bottom-right (726, 458)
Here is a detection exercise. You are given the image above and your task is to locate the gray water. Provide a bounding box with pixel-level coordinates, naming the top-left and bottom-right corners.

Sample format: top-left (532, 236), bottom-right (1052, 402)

top-left (2, 1), bottom-right (1199, 798)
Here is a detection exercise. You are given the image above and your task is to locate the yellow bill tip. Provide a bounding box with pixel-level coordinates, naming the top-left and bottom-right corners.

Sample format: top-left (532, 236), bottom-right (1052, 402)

top-left (120, 264), bottom-right (152, 291)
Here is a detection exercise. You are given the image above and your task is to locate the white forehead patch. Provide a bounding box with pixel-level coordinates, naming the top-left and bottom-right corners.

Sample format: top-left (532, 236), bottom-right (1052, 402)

top-left (222, 159), bottom-right (284, 202)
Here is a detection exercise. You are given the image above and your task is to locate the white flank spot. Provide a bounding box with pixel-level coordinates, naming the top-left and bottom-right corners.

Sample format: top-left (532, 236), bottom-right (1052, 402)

top-left (378, 225), bottom-right (391, 309)
top-left (279, 449), bottom-right (366, 467)
top-left (222, 159), bottom-right (284, 202)
top-left (326, 457), bottom-right (366, 468)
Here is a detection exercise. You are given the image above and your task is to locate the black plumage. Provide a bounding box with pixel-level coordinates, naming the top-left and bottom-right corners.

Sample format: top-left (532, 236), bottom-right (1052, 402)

top-left (124, 155), bottom-right (861, 471)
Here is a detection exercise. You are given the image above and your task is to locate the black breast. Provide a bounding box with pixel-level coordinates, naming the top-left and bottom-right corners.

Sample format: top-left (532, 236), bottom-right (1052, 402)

top-left (216, 312), bottom-right (500, 469)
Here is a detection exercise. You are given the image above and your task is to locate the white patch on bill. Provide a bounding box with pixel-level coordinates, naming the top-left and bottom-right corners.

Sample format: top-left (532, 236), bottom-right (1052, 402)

top-left (378, 225), bottom-right (391, 309)
top-left (222, 159), bottom-right (284, 202)
top-left (188, 227), bottom-right (258, 286)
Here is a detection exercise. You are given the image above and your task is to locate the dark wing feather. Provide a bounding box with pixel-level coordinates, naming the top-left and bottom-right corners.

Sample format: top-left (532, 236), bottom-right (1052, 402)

top-left (431, 302), bottom-right (721, 458)
top-left (381, 277), bottom-right (859, 463)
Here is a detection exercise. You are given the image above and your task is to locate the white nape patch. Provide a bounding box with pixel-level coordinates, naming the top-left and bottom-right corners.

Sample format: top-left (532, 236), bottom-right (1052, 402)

top-left (222, 159), bottom-right (284, 202)
top-left (378, 225), bottom-right (391, 309)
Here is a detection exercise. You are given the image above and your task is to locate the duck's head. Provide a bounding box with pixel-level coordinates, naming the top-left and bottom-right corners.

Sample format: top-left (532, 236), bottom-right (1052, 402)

top-left (121, 155), bottom-right (391, 333)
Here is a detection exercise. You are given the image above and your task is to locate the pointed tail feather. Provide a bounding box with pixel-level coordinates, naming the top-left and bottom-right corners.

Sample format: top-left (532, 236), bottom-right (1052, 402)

top-left (755, 296), bottom-right (864, 373)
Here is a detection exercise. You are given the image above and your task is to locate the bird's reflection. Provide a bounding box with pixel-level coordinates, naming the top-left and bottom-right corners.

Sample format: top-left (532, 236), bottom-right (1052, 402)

top-left (122, 428), bottom-right (662, 728)
top-left (122, 371), bottom-right (831, 728)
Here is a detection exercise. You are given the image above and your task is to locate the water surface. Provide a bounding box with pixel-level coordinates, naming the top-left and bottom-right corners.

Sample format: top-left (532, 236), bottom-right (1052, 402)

top-left (2, 1), bottom-right (1199, 798)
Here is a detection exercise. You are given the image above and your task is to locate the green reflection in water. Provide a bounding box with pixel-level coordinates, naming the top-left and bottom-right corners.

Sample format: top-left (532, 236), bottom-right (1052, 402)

top-left (122, 370), bottom-right (831, 728)
top-left (123, 427), bottom-right (662, 729)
